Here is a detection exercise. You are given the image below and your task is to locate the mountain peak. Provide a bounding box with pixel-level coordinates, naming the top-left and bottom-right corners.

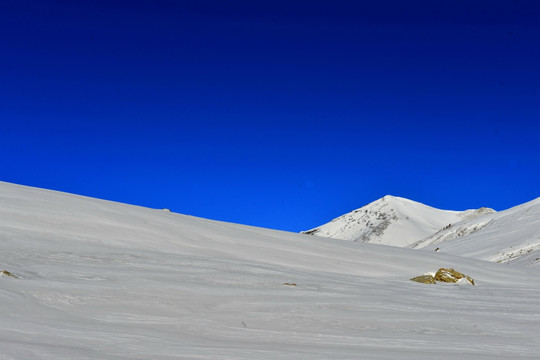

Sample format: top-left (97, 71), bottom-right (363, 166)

top-left (302, 197), bottom-right (491, 247)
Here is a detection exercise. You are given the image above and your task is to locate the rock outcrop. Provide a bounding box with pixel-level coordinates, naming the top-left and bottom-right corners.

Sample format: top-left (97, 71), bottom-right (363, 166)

top-left (434, 268), bottom-right (475, 285)
top-left (409, 275), bottom-right (436, 284)
top-left (1, 270), bottom-right (18, 278)
top-left (410, 268), bottom-right (475, 285)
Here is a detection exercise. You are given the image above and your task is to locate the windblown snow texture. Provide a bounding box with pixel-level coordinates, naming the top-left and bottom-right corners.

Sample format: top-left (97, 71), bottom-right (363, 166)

top-left (1, 181), bottom-right (540, 359)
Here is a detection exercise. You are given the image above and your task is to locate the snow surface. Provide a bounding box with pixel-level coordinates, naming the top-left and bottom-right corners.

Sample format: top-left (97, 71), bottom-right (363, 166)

top-left (1, 181), bottom-right (540, 359)
top-left (410, 197), bottom-right (540, 267)
top-left (302, 196), bottom-right (494, 247)
top-left (304, 194), bottom-right (540, 268)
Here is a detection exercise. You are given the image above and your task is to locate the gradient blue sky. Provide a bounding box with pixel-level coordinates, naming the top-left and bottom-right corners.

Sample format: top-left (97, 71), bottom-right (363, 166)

top-left (1, 0), bottom-right (539, 231)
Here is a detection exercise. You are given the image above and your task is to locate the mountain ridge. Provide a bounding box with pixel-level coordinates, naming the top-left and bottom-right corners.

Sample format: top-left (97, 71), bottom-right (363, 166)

top-left (302, 195), bottom-right (495, 247)
top-left (303, 194), bottom-right (540, 267)
top-left (410, 196), bottom-right (540, 266)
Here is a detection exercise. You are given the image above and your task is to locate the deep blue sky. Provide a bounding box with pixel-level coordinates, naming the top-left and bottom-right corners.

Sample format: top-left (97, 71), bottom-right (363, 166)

top-left (1, 0), bottom-right (539, 231)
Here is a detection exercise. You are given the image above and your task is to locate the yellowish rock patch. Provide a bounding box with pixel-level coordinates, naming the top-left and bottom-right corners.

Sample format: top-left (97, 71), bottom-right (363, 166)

top-left (410, 268), bottom-right (475, 285)
top-left (1, 270), bottom-right (18, 278)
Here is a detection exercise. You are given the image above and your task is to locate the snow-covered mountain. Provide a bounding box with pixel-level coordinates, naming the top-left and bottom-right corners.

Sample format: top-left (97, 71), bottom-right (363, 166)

top-left (410, 197), bottom-right (540, 266)
top-left (302, 195), bottom-right (495, 247)
top-left (304, 195), bottom-right (540, 267)
top-left (2, 181), bottom-right (540, 359)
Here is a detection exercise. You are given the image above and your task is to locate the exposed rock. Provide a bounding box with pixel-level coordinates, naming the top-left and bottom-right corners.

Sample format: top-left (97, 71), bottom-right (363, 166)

top-left (434, 268), bottom-right (475, 285)
top-left (302, 229), bottom-right (319, 236)
top-left (410, 268), bottom-right (475, 285)
top-left (410, 275), bottom-right (436, 284)
top-left (1, 270), bottom-right (18, 278)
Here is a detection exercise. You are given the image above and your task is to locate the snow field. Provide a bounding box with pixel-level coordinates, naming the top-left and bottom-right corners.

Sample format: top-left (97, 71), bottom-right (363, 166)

top-left (1, 181), bottom-right (540, 359)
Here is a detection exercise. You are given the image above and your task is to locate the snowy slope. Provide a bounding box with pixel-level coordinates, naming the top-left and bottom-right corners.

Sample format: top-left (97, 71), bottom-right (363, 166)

top-left (410, 197), bottom-right (540, 266)
top-left (1, 181), bottom-right (540, 359)
top-left (302, 195), bottom-right (494, 247)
